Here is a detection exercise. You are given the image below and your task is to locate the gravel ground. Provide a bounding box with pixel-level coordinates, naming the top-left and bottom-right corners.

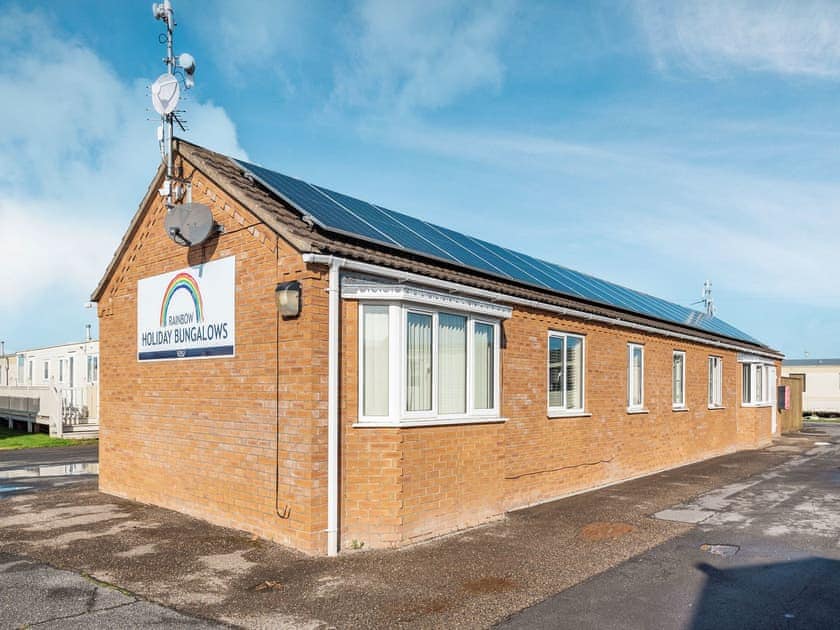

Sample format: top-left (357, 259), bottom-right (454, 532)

top-left (0, 432), bottom-right (824, 629)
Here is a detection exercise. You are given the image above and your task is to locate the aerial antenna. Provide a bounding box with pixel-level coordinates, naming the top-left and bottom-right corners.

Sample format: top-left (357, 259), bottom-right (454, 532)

top-left (150, 1), bottom-right (216, 248)
top-left (692, 280), bottom-right (716, 317)
top-left (151, 0), bottom-right (197, 210)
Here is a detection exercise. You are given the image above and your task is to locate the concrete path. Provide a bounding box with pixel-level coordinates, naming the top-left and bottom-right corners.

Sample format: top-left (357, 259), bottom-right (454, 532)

top-left (0, 552), bottom-right (224, 629)
top-left (497, 423), bottom-right (840, 630)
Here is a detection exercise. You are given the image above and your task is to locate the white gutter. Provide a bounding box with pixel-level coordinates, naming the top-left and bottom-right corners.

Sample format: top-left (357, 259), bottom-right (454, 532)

top-left (326, 257), bottom-right (342, 556)
top-left (302, 253), bottom-right (782, 361)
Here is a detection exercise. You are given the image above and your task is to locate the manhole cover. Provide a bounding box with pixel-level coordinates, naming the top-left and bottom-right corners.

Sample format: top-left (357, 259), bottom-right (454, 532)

top-left (700, 544), bottom-right (739, 557)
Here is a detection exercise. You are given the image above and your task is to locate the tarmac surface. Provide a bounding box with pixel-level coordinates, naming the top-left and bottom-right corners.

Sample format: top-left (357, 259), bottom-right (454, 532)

top-left (0, 427), bottom-right (836, 629)
top-left (498, 423), bottom-right (840, 630)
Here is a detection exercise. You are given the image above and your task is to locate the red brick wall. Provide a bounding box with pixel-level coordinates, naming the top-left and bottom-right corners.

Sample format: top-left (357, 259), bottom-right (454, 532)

top-left (98, 159), bottom-right (329, 553)
top-left (337, 303), bottom-right (775, 549)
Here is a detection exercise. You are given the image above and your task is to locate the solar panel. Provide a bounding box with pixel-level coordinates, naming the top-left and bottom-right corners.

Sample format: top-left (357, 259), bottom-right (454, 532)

top-left (233, 157), bottom-right (763, 346)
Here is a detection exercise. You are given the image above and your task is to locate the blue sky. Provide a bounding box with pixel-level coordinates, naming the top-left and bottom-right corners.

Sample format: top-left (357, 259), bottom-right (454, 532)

top-left (1, 0), bottom-right (838, 357)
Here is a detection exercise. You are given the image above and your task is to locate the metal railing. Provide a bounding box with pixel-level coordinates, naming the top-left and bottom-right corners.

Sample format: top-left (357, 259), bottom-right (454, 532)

top-left (59, 386), bottom-right (99, 426)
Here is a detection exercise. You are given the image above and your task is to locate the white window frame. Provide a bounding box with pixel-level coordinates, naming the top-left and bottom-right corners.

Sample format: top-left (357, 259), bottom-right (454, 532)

top-left (627, 343), bottom-right (645, 412)
top-left (742, 362), bottom-right (772, 406)
top-left (672, 350), bottom-right (687, 410)
top-left (43, 361), bottom-right (50, 382)
top-left (708, 356), bottom-right (723, 408)
top-left (547, 331), bottom-right (586, 417)
top-left (357, 301), bottom-right (502, 427)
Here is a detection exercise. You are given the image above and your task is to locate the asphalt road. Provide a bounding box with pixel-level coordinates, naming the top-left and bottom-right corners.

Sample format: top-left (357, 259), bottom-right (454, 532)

top-left (0, 552), bottom-right (225, 629)
top-left (498, 423), bottom-right (840, 630)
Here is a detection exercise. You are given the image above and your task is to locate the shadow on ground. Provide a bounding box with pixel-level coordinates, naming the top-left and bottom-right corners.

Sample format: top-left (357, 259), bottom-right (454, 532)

top-left (692, 558), bottom-right (840, 630)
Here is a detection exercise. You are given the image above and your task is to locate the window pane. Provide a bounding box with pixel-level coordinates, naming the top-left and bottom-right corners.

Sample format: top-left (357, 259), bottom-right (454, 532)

top-left (755, 365), bottom-right (763, 402)
top-left (566, 336), bottom-right (583, 409)
top-left (673, 353), bottom-right (685, 406)
top-left (362, 305), bottom-right (389, 417)
top-left (473, 323), bottom-right (494, 410)
top-left (438, 313), bottom-right (466, 414)
top-left (742, 364), bottom-right (751, 403)
top-left (631, 346), bottom-right (643, 407)
top-left (548, 336), bottom-right (564, 408)
top-left (406, 312), bottom-right (432, 412)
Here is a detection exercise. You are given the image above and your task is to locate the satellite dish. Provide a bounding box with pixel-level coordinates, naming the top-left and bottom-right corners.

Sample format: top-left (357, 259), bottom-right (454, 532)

top-left (164, 203), bottom-right (215, 247)
top-left (151, 73), bottom-right (180, 115)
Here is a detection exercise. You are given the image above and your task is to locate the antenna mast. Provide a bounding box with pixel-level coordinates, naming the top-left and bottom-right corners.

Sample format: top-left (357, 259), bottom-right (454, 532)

top-left (151, 1), bottom-right (196, 210)
top-left (701, 280), bottom-right (715, 316)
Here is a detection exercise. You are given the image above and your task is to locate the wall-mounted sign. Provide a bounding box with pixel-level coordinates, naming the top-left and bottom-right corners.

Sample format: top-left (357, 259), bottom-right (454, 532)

top-left (137, 256), bottom-right (235, 361)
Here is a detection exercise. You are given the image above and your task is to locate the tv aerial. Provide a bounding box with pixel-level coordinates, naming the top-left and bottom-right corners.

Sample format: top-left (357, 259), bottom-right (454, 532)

top-left (151, 0), bottom-right (216, 247)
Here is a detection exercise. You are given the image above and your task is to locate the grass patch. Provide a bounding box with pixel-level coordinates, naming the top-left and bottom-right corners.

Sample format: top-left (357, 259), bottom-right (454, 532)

top-left (0, 425), bottom-right (98, 450)
top-left (805, 417), bottom-right (840, 424)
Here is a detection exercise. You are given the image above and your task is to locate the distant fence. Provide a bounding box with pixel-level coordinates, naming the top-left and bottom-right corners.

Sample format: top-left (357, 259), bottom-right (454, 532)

top-left (779, 375), bottom-right (804, 433)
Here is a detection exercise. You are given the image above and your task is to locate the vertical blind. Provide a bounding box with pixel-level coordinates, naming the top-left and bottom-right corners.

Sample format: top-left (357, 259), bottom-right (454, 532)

top-left (566, 336), bottom-right (582, 409)
top-left (630, 345), bottom-right (643, 408)
top-left (673, 353), bottom-right (685, 406)
top-left (362, 305), bottom-right (389, 416)
top-left (473, 323), bottom-right (494, 410)
top-left (406, 312), bottom-right (433, 411)
top-left (549, 336), bottom-right (564, 408)
top-left (438, 314), bottom-right (466, 414)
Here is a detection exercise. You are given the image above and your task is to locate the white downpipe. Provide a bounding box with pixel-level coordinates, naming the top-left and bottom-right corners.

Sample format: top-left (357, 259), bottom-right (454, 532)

top-left (326, 257), bottom-right (342, 556)
top-left (302, 253), bottom-right (782, 361)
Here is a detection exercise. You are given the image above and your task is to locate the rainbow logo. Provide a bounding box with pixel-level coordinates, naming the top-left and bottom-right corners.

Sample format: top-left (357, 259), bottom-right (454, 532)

top-left (159, 272), bottom-right (204, 326)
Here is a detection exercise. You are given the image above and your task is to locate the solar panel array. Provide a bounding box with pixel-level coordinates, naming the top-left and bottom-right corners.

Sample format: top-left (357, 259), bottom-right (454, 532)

top-left (235, 157), bottom-right (762, 346)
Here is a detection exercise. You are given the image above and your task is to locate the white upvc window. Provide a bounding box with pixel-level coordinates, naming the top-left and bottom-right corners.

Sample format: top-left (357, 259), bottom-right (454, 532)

top-left (742, 363), bottom-right (771, 405)
top-left (59, 359), bottom-right (65, 383)
top-left (43, 361), bottom-right (50, 382)
top-left (358, 302), bottom-right (501, 426)
top-left (87, 355), bottom-right (99, 384)
top-left (627, 343), bottom-right (645, 411)
top-left (708, 356), bottom-right (723, 408)
top-left (673, 350), bottom-right (686, 409)
top-left (547, 332), bottom-right (585, 416)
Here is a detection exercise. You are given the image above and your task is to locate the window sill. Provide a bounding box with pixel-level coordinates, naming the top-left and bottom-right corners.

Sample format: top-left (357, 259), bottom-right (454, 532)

top-left (707, 405), bottom-right (726, 411)
top-left (627, 408), bottom-right (649, 414)
top-left (353, 417), bottom-right (507, 429)
top-left (548, 410), bottom-right (592, 419)
top-left (741, 402), bottom-right (773, 408)
top-left (672, 406), bottom-right (689, 412)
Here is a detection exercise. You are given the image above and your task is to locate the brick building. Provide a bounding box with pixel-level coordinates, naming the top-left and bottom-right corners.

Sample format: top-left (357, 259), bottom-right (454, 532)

top-left (93, 139), bottom-right (782, 555)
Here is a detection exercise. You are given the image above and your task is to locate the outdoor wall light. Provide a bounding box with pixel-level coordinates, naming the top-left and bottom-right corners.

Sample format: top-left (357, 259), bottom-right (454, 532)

top-left (276, 281), bottom-right (302, 318)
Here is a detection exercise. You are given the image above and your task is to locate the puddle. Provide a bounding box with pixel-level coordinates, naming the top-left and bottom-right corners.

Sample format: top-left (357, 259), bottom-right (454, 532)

top-left (0, 485), bottom-right (32, 494)
top-left (0, 463), bottom-right (98, 480)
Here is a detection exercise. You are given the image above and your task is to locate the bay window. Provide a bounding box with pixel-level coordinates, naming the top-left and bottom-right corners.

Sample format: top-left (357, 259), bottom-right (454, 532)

top-left (358, 301), bottom-right (502, 425)
top-left (708, 356), bottom-right (723, 408)
top-left (548, 332), bottom-right (585, 415)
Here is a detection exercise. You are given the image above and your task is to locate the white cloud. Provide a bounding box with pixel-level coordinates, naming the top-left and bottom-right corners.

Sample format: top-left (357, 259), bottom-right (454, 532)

top-left (0, 8), bottom-right (246, 317)
top-left (633, 0), bottom-right (840, 78)
top-left (332, 0), bottom-right (515, 113)
top-left (195, 0), bottom-right (312, 91)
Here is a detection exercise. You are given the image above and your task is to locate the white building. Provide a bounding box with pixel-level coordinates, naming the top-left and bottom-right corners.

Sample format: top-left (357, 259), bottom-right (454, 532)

top-left (0, 330), bottom-right (99, 437)
top-left (781, 358), bottom-right (840, 414)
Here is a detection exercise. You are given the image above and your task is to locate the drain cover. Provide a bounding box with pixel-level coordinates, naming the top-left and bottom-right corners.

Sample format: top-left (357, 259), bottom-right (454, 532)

top-left (700, 544), bottom-right (739, 557)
